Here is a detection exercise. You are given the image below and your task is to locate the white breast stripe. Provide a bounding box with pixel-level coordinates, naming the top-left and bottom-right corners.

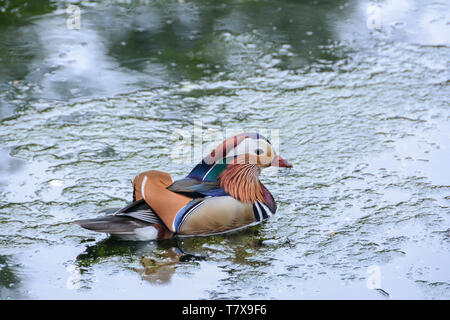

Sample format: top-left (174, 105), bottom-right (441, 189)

top-left (141, 176), bottom-right (148, 202)
top-left (254, 203), bottom-right (263, 222)
top-left (255, 202), bottom-right (267, 219)
top-left (257, 200), bottom-right (273, 217)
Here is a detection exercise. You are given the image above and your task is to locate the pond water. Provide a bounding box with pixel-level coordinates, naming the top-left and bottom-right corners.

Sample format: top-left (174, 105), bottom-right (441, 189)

top-left (0, 0), bottom-right (449, 299)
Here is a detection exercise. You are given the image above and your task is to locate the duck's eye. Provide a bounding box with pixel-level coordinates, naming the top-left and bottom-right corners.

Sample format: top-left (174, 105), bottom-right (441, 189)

top-left (255, 148), bottom-right (264, 155)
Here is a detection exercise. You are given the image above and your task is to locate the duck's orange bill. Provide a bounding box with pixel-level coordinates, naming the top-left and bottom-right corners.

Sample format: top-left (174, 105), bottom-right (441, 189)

top-left (271, 155), bottom-right (293, 168)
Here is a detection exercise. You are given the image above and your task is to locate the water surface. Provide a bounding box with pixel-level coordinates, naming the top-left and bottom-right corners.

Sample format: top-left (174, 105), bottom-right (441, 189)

top-left (0, 0), bottom-right (449, 299)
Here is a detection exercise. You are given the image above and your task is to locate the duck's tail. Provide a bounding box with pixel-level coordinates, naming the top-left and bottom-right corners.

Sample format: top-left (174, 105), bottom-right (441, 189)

top-left (74, 200), bottom-right (173, 240)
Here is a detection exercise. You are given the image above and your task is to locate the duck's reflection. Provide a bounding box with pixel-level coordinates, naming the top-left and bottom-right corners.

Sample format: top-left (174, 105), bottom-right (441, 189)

top-left (135, 247), bottom-right (183, 285)
top-left (75, 225), bottom-right (265, 285)
top-left (75, 237), bottom-right (206, 285)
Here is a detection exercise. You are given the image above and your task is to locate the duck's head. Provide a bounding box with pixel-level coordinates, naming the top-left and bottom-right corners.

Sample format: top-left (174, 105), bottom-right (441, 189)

top-left (204, 132), bottom-right (292, 170)
top-left (187, 132), bottom-right (292, 204)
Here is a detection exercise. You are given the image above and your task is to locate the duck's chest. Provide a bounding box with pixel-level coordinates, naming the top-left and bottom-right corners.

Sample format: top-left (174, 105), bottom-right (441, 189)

top-left (175, 196), bottom-right (275, 235)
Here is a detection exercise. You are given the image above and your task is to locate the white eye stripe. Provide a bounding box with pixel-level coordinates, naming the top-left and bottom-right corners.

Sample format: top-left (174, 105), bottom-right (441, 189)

top-left (227, 138), bottom-right (271, 157)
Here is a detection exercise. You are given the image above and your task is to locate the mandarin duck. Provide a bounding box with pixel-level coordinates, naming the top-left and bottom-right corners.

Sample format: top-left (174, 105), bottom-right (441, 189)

top-left (74, 133), bottom-right (292, 240)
